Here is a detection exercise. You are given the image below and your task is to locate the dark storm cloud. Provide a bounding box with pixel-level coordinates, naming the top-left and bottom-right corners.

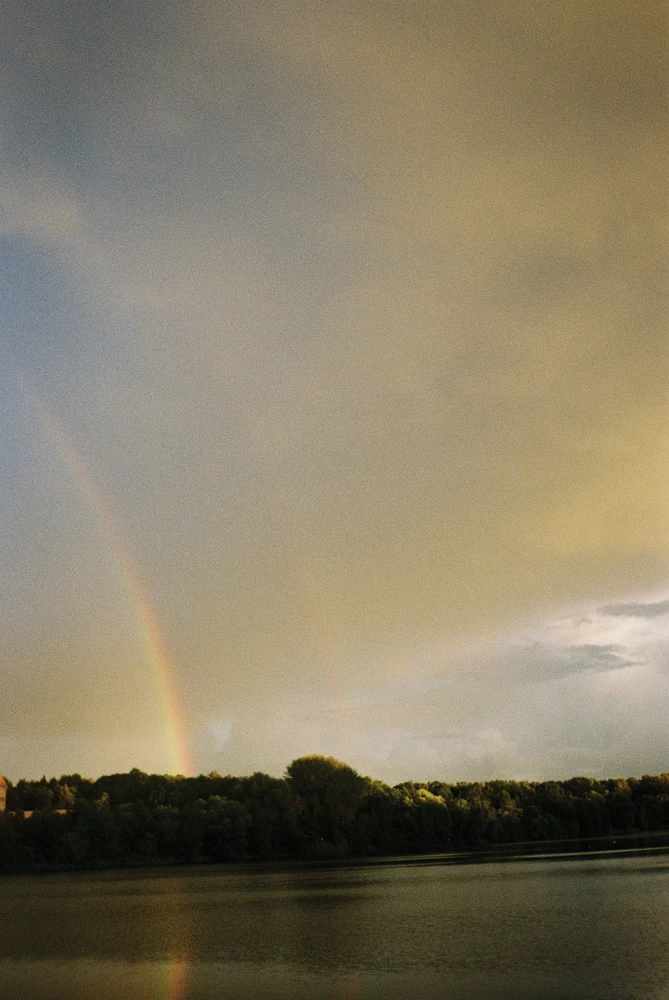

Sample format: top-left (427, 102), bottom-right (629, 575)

top-left (0, 1), bottom-right (178, 170)
top-left (555, 643), bottom-right (637, 675)
top-left (503, 641), bottom-right (637, 686)
top-left (599, 600), bottom-right (669, 620)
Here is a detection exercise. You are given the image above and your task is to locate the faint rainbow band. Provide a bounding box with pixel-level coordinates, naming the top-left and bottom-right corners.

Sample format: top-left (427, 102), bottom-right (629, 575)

top-left (22, 384), bottom-right (194, 776)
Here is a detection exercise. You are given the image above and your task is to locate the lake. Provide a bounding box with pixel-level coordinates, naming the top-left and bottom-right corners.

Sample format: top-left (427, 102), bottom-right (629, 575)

top-left (1, 847), bottom-right (669, 999)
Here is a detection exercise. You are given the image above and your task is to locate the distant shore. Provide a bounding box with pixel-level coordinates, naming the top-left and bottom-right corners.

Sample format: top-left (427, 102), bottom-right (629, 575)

top-left (2, 757), bottom-right (669, 874)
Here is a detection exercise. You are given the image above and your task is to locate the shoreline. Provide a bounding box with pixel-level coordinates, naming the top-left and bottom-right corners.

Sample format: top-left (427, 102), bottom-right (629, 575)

top-left (4, 828), bottom-right (669, 879)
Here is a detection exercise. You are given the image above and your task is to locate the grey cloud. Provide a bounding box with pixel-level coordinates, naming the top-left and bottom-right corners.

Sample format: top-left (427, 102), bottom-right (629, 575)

top-left (599, 600), bottom-right (669, 619)
top-left (568, 644), bottom-right (638, 672)
top-left (510, 642), bottom-right (637, 684)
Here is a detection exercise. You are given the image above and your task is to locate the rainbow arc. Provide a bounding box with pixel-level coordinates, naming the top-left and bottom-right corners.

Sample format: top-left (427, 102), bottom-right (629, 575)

top-left (22, 384), bottom-right (193, 776)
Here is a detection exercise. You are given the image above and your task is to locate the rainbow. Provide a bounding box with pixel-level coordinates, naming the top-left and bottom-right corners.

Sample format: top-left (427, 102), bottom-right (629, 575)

top-left (164, 958), bottom-right (190, 1000)
top-left (22, 384), bottom-right (193, 776)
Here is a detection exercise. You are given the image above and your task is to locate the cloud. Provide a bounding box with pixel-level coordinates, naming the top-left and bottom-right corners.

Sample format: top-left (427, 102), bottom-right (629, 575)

top-left (599, 600), bottom-right (669, 620)
top-left (207, 721), bottom-right (233, 749)
top-left (514, 642), bottom-right (638, 684)
top-left (570, 644), bottom-right (638, 671)
top-left (0, 177), bottom-right (84, 248)
top-left (0, 0), bottom-right (667, 783)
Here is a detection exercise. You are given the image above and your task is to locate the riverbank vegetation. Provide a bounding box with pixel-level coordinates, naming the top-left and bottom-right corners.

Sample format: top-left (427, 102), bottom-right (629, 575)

top-left (1, 756), bottom-right (668, 871)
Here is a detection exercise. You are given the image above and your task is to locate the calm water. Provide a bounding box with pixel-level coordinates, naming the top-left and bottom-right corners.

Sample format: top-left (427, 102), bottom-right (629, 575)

top-left (1, 849), bottom-right (669, 999)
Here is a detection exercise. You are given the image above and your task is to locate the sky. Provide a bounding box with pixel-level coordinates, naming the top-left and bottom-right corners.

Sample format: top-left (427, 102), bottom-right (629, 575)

top-left (0, 0), bottom-right (666, 783)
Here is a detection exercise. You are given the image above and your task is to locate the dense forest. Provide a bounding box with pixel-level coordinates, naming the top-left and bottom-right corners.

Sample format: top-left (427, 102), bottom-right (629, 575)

top-left (1, 755), bottom-right (668, 872)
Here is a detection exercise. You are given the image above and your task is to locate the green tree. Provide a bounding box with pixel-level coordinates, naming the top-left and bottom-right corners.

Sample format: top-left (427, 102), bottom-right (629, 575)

top-left (199, 797), bottom-right (251, 860)
top-left (286, 755), bottom-right (369, 851)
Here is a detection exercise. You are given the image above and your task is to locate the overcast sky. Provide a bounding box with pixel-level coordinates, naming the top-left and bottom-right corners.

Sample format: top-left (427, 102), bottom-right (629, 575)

top-left (0, 0), bottom-right (666, 782)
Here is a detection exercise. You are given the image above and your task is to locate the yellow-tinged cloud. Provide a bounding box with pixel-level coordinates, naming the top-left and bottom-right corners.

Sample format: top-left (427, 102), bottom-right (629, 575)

top-left (532, 403), bottom-right (669, 559)
top-left (0, 0), bottom-right (666, 778)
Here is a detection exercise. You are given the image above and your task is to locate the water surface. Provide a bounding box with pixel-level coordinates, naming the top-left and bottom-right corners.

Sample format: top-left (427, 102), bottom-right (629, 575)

top-left (2, 848), bottom-right (669, 999)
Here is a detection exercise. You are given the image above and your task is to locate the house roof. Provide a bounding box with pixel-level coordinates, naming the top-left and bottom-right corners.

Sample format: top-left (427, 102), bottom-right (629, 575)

top-left (0, 775), bottom-right (8, 789)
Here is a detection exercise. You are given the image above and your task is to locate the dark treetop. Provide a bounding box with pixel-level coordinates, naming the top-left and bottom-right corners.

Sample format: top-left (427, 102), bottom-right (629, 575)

top-left (1, 756), bottom-right (668, 871)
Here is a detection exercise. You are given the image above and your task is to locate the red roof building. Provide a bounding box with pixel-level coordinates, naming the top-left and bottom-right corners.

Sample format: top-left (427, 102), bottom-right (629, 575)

top-left (0, 775), bottom-right (7, 812)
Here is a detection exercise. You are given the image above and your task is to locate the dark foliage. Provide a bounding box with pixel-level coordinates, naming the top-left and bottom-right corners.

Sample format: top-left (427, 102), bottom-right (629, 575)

top-left (1, 758), bottom-right (668, 872)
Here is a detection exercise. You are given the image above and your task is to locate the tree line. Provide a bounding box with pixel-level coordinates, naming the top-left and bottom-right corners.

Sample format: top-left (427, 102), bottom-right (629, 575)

top-left (1, 755), bottom-right (668, 871)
